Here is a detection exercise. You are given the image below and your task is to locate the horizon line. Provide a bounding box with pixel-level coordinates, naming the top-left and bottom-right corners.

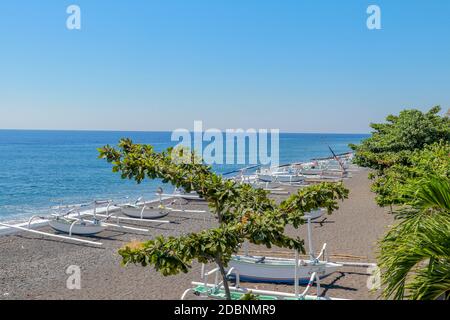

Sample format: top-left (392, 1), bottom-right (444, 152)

top-left (0, 128), bottom-right (371, 135)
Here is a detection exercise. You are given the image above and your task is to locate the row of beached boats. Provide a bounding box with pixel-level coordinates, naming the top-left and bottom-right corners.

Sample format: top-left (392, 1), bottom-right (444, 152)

top-left (0, 151), bottom-right (373, 300)
top-left (0, 189), bottom-right (205, 246)
top-left (232, 152), bottom-right (355, 186)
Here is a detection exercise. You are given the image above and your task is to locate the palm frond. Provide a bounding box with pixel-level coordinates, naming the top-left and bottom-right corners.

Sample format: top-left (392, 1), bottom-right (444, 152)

top-left (408, 259), bottom-right (450, 300)
top-left (402, 175), bottom-right (450, 212)
top-left (379, 193), bottom-right (450, 300)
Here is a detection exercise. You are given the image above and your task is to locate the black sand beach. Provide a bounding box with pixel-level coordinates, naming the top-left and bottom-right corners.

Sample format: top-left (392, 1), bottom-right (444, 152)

top-left (0, 168), bottom-right (394, 300)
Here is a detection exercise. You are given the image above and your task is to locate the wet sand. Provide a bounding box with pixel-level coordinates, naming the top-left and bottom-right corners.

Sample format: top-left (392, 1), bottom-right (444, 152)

top-left (0, 168), bottom-right (394, 300)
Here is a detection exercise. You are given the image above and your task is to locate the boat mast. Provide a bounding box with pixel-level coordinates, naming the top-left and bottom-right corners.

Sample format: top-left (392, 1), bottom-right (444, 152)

top-left (306, 216), bottom-right (315, 260)
top-left (294, 250), bottom-right (299, 297)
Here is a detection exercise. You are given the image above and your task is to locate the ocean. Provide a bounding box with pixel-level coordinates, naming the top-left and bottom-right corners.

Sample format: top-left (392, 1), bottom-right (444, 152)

top-left (0, 130), bottom-right (368, 222)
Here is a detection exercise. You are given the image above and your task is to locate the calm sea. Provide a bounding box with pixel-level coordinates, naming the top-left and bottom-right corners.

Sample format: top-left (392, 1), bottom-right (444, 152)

top-left (0, 130), bottom-right (368, 221)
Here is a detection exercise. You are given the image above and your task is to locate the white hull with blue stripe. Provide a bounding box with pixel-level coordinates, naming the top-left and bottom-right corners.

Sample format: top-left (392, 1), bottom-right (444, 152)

top-left (228, 255), bottom-right (342, 284)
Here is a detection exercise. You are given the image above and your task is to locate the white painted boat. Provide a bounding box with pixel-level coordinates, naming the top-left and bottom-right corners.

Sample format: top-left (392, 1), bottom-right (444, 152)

top-left (318, 160), bottom-right (348, 171)
top-left (120, 205), bottom-right (169, 219)
top-left (173, 188), bottom-right (203, 200)
top-left (258, 173), bottom-right (304, 183)
top-left (257, 168), bottom-right (305, 183)
top-left (227, 212), bottom-right (335, 284)
top-left (48, 218), bottom-right (105, 235)
top-left (300, 168), bottom-right (324, 176)
top-left (0, 200), bottom-right (157, 247)
top-left (298, 160), bottom-right (347, 176)
top-left (228, 255), bottom-right (342, 284)
top-left (0, 221), bottom-right (103, 246)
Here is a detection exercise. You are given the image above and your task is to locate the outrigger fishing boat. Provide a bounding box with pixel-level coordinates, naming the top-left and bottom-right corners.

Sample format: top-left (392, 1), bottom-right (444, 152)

top-left (290, 148), bottom-right (355, 179)
top-left (227, 213), bottom-right (339, 284)
top-left (183, 246), bottom-right (346, 300)
top-left (117, 196), bottom-right (170, 220)
top-left (228, 244), bottom-right (341, 284)
top-left (119, 204), bottom-right (170, 219)
top-left (226, 210), bottom-right (375, 284)
top-left (224, 167), bottom-right (293, 195)
top-left (154, 187), bottom-right (205, 202)
top-left (172, 188), bottom-right (204, 201)
top-left (115, 188), bottom-right (207, 221)
top-left (256, 167), bottom-right (305, 184)
top-left (0, 200), bottom-right (156, 246)
top-left (48, 215), bottom-right (104, 235)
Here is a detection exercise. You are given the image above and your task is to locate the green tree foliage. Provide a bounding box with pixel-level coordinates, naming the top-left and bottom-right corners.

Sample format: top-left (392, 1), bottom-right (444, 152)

top-left (240, 292), bottom-right (260, 300)
top-left (350, 106), bottom-right (450, 171)
top-left (350, 106), bottom-right (450, 207)
top-left (99, 138), bottom-right (349, 300)
top-left (371, 142), bottom-right (450, 206)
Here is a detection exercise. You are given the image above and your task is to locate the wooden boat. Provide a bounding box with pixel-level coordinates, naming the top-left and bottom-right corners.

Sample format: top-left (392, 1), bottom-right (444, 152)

top-left (258, 174), bottom-right (304, 183)
top-left (228, 255), bottom-right (342, 284)
top-left (183, 266), bottom-right (346, 300)
top-left (257, 168), bottom-right (305, 184)
top-left (0, 200), bottom-right (157, 247)
top-left (120, 204), bottom-right (169, 219)
top-left (227, 212), bottom-right (336, 284)
top-left (173, 188), bottom-right (204, 201)
top-left (48, 217), bottom-right (104, 235)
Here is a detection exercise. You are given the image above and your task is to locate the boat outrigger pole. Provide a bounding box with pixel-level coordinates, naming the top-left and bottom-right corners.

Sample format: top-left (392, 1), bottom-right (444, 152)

top-left (0, 222), bottom-right (103, 246)
top-left (306, 216), bottom-right (315, 260)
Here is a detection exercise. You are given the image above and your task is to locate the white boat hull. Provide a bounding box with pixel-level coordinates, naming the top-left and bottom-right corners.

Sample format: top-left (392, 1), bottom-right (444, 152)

top-left (300, 168), bottom-right (324, 176)
top-left (257, 174), bottom-right (304, 183)
top-left (174, 190), bottom-right (203, 200)
top-left (120, 206), bottom-right (169, 219)
top-left (49, 219), bottom-right (104, 235)
top-left (228, 255), bottom-right (341, 284)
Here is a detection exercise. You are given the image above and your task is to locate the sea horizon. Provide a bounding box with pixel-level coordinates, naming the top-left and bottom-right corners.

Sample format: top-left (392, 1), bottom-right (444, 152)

top-left (0, 128), bottom-right (371, 135)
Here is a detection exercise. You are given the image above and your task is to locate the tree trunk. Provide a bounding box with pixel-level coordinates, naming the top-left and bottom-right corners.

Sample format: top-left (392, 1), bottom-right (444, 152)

top-left (214, 208), bottom-right (230, 299)
top-left (215, 256), bottom-right (231, 300)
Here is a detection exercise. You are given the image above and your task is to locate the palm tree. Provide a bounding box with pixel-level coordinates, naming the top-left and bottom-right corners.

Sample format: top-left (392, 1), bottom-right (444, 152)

top-left (379, 175), bottom-right (450, 300)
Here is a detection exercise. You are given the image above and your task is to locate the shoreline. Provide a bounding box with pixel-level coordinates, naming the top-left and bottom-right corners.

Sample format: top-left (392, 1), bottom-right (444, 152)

top-left (0, 153), bottom-right (351, 232)
top-left (0, 168), bottom-right (394, 300)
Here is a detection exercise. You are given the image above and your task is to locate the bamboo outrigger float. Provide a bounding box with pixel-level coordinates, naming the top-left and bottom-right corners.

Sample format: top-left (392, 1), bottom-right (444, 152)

top-left (0, 221), bottom-right (104, 246)
top-left (182, 262), bottom-right (347, 300)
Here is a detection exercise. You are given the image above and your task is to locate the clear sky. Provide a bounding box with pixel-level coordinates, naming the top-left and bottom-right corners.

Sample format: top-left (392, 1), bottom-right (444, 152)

top-left (0, 0), bottom-right (449, 133)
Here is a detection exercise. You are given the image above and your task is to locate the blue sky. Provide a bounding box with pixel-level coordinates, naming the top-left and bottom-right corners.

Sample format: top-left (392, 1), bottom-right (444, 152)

top-left (0, 0), bottom-right (449, 133)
